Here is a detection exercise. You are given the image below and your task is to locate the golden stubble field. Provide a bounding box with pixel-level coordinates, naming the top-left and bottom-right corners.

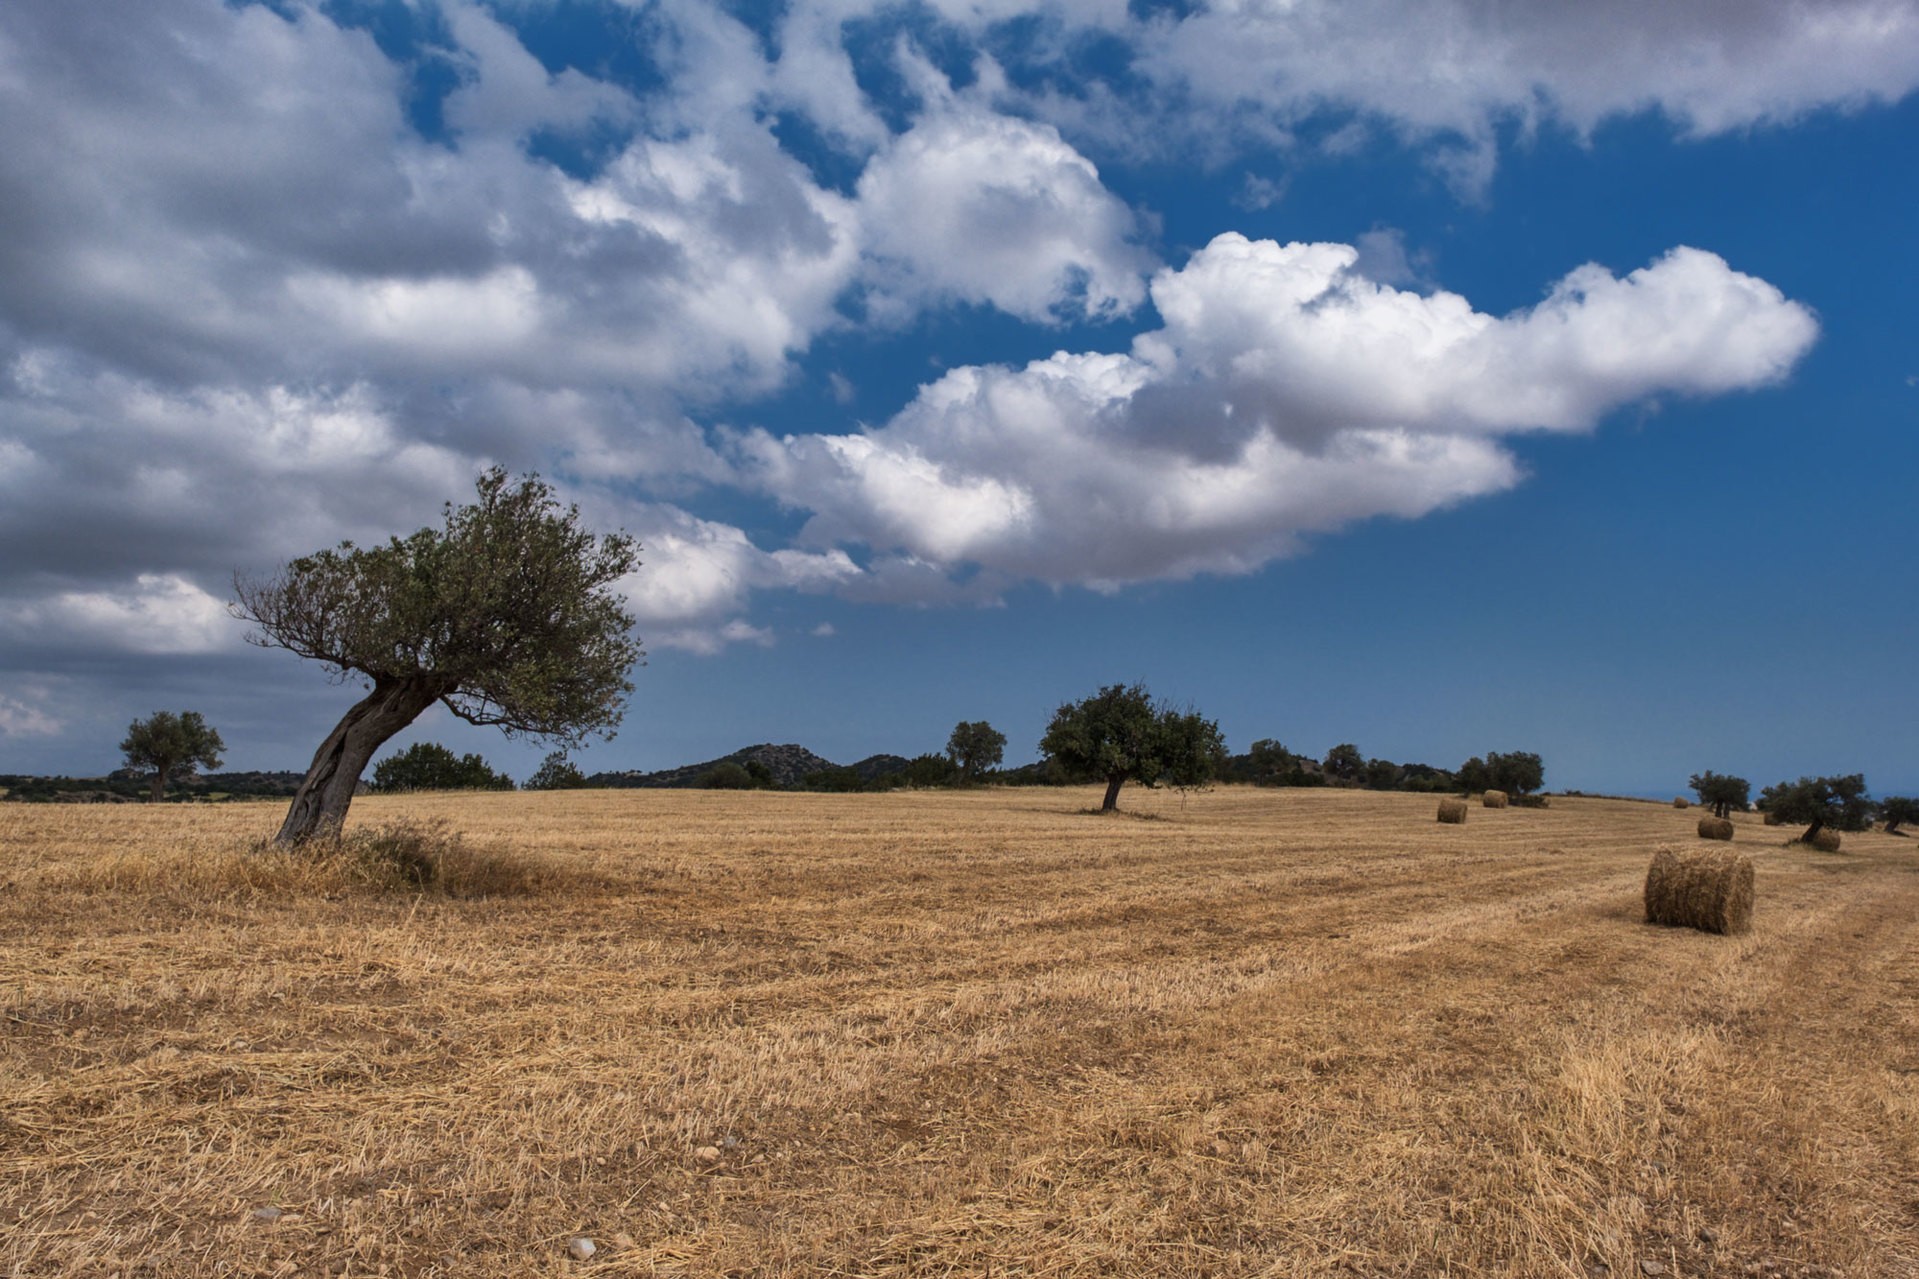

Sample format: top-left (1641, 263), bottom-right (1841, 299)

top-left (3, 787), bottom-right (1917, 1278)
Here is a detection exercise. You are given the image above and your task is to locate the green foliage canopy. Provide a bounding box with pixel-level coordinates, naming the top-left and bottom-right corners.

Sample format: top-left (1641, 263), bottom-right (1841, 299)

top-left (370, 742), bottom-right (514, 793)
top-left (945, 720), bottom-right (1007, 782)
top-left (120, 710), bottom-right (226, 802)
top-left (1039, 683), bottom-right (1225, 811)
top-left (235, 468), bottom-right (640, 843)
top-left (1880, 796), bottom-right (1918, 835)
top-left (1759, 774), bottom-right (1874, 843)
top-left (1321, 743), bottom-right (1363, 785)
top-left (524, 751), bottom-right (589, 791)
top-left (1688, 770), bottom-right (1751, 819)
top-left (1458, 751), bottom-right (1545, 796)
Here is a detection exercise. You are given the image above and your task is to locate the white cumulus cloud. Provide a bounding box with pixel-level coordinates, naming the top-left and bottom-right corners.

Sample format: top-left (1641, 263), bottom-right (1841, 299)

top-left (856, 103), bottom-right (1153, 323)
top-left (1, 574), bottom-right (235, 656)
top-left (739, 235), bottom-right (1818, 590)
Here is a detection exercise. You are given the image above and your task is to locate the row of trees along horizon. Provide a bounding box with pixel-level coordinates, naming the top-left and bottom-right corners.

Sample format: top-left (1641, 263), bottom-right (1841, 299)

top-left (5, 470), bottom-right (1911, 847)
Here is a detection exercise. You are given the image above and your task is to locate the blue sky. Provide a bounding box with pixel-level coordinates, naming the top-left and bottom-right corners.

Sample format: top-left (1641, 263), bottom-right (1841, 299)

top-left (1, 0), bottom-right (1914, 798)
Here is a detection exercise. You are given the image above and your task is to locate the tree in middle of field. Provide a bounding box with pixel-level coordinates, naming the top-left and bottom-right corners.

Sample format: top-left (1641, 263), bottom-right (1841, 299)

top-left (120, 709), bottom-right (226, 803)
top-left (1880, 797), bottom-right (1918, 836)
top-left (1689, 770), bottom-right (1751, 819)
top-left (1759, 774), bottom-right (1875, 844)
top-left (1039, 683), bottom-right (1226, 812)
top-left (945, 720), bottom-right (1007, 784)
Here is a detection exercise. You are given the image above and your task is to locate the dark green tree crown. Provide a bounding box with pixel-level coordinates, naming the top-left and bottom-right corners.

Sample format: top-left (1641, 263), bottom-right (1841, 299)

top-left (120, 710), bottom-right (226, 777)
top-left (235, 468), bottom-right (642, 749)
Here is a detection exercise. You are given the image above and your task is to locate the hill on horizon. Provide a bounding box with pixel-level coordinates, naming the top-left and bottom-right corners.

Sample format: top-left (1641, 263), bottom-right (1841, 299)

top-left (586, 743), bottom-right (912, 789)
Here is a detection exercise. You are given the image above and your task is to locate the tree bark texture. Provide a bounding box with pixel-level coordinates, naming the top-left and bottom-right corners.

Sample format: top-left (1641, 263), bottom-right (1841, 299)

top-left (1101, 775), bottom-right (1125, 812)
top-left (148, 771), bottom-right (167, 804)
top-left (276, 678), bottom-right (442, 845)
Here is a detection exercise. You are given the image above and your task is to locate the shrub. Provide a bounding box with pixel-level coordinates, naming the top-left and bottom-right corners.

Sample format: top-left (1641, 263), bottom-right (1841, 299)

top-left (524, 751), bottom-right (589, 791)
top-left (699, 762), bottom-right (754, 789)
top-left (370, 742), bottom-right (515, 793)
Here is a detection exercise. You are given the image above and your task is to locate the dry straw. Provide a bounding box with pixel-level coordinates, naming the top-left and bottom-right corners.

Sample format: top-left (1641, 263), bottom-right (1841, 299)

top-left (1804, 828), bottom-right (1843, 853)
top-left (1697, 816), bottom-right (1735, 842)
top-left (1673, 797), bottom-right (1690, 809)
top-left (1437, 798), bottom-right (1468, 824)
top-left (1763, 811), bottom-right (1785, 826)
top-left (1482, 790), bottom-right (1510, 809)
top-left (1644, 844), bottom-right (1755, 934)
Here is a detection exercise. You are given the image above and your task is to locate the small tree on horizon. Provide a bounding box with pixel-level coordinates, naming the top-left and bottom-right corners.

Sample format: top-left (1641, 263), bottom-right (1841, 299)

top-left (1039, 683), bottom-right (1225, 812)
top-left (945, 720), bottom-right (1007, 784)
top-left (234, 468), bottom-right (641, 845)
top-left (370, 742), bottom-right (514, 793)
top-left (1689, 770), bottom-right (1751, 819)
top-left (1881, 797), bottom-right (1918, 836)
top-left (1245, 739), bottom-right (1295, 786)
top-left (1459, 751), bottom-right (1544, 796)
top-left (1759, 774), bottom-right (1874, 844)
top-left (1321, 743), bottom-right (1364, 786)
top-left (120, 710), bottom-right (225, 802)
top-left (524, 750), bottom-right (589, 791)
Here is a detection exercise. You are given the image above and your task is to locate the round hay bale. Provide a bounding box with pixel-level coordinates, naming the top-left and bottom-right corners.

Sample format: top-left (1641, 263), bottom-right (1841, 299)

top-left (1673, 797), bottom-right (1690, 809)
top-left (1644, 845), bottom-right (1754, 935)
top-left (1437, 798), bottom-right (1468, 824)
top-left (1697, 815), bottom-right (1734, 841)
top-left (1803, 828), bottom-right (1842, 853)
top-left (1482, 790), bottom-right (1509, 809)
top-left (1762, 810), bottom-right (1784, 826)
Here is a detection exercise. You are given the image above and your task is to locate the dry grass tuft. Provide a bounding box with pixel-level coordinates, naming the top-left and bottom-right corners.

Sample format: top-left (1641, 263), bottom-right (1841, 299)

top-left (1802, 828), bottom-right (1844, 853)
top-left (1672, 797), bottom-right (1690, 809)
top-left (25, 817), bottom-right (563, 899)
top-left (1437, 797), bottom-right (1468, 824)
top-left (1482, 789), bottom-right (1510, 809)
top-left (1644, 844), bottom-right (1755, 934)
top-left (1697, 816), bottom-right (1735, 842)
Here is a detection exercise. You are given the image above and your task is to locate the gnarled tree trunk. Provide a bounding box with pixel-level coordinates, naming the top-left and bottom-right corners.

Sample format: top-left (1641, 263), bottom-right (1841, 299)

top-left (1101, 775), bottom-right (1125, 812)
top-left (275, 677), bottom-right (444, 845)
top-left (148, 770), bottom-right (167, 804)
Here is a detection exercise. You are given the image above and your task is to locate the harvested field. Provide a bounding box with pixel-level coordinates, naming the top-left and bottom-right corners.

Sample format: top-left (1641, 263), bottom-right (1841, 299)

top-left (4, 788), bottom-right (1917, 1278)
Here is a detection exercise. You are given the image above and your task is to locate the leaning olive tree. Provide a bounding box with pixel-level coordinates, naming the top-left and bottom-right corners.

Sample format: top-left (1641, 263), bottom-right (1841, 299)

top-left (234, 469), bottom-right (641, 845)
top-left (1758, 774), bottom-right (1874, 845)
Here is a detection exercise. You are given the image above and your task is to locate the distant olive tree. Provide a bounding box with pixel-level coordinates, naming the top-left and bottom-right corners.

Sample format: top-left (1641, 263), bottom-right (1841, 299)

top-left (1245, 739), bottom-right (1295, 786)
top-left (1688, 770), bottom-right (1751, 819)
top-left (1039, 683), bottom-right (1225, 812)
top-left (370, 742), bottom-right (514, 793)
top-left (1759, 774), bottom-right (1874, 844)
top-left (120, 710), bottom-right (225, 803)
top-left (699, 762), bottom-right (754, 790)
top-left (524, 751), bottom-right (589, 791)
top-left (234, 469), bottom-right (640, 844)
top-left (1459, 751), bottom-right (1544, 797)
top-left (1321, 743), bottom-right (1364, 785)
top-left (1881, 797), bottom-right (1918, 836)
top-left (945, 720), bottom-right (1007, 784)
